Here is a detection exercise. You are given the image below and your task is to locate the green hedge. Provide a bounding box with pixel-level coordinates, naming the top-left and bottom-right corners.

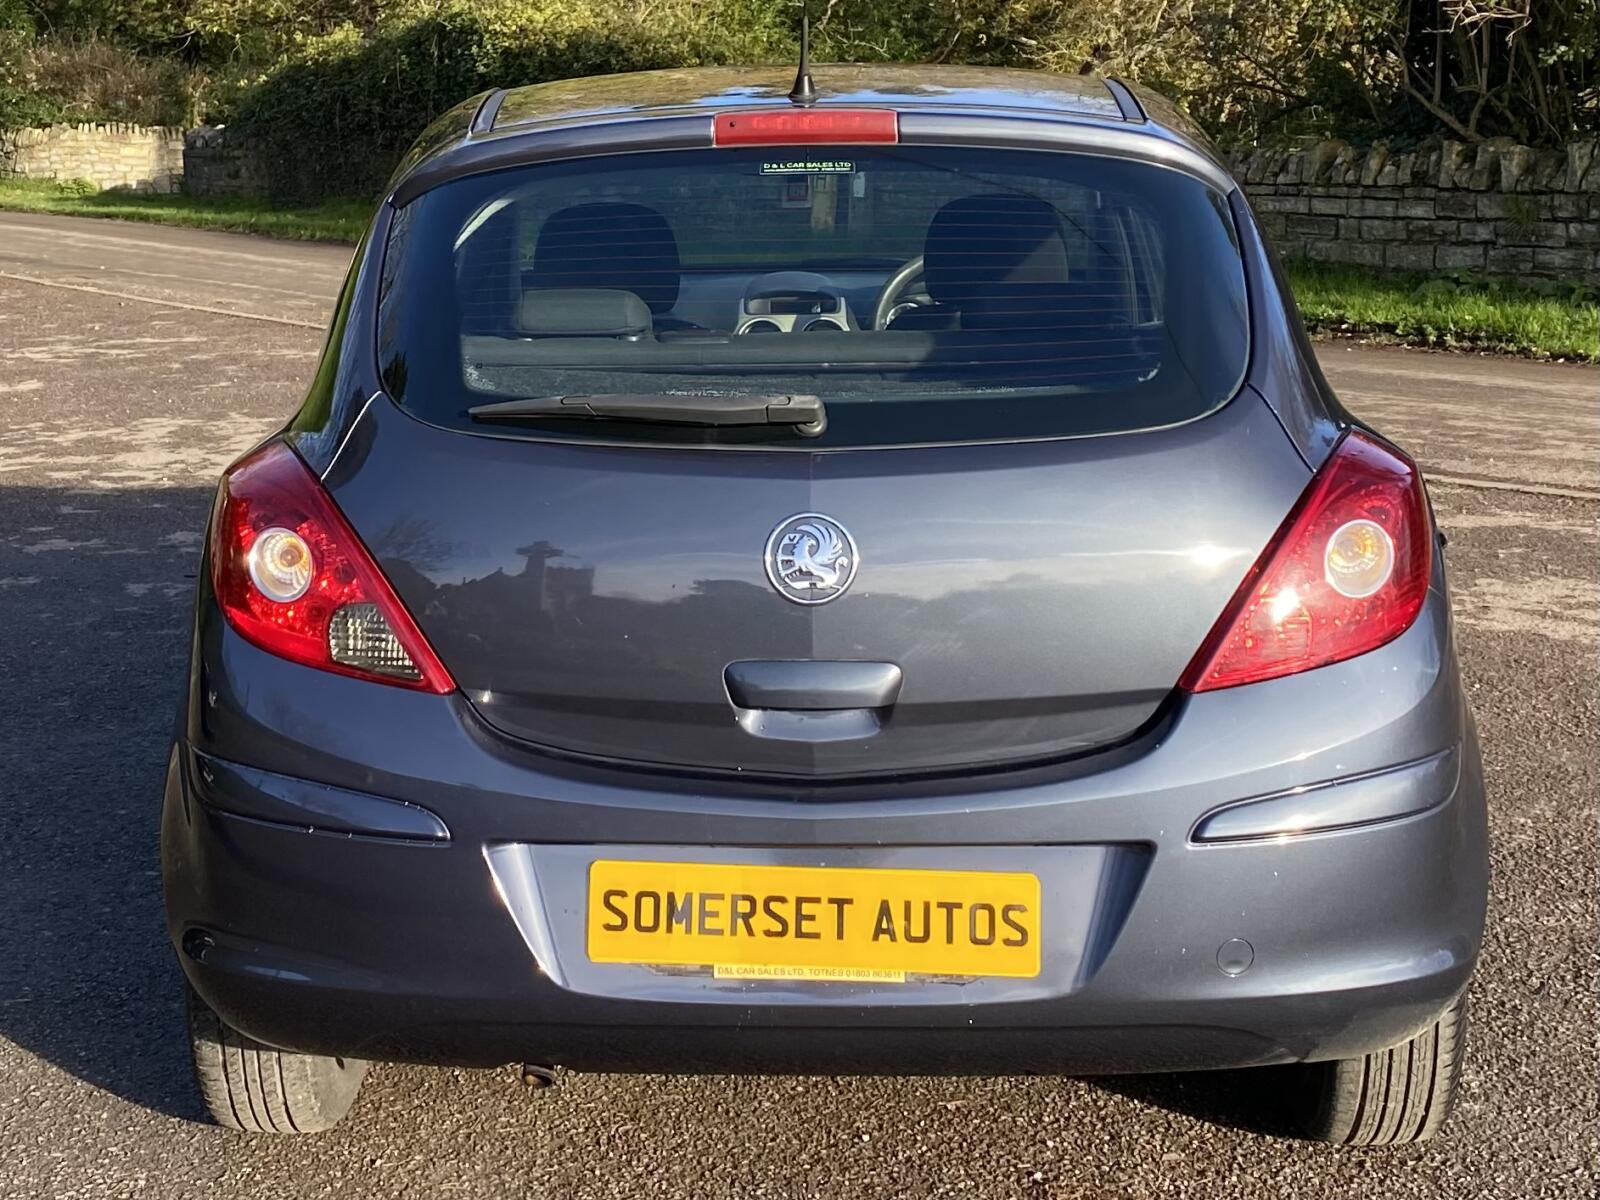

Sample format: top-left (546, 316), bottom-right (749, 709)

top-left (10, 0), bottom-right (1596, 201)
top-left (0, 0), bottom-right (53, 129)
top-left (229, 1), bottom-right (795, 201)
top-left (224, 0), bottom-right (1600, 203)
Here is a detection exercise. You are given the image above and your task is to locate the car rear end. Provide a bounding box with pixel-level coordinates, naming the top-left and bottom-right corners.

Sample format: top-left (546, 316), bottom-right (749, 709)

top-left (162, 76), bottom-right (1486, 1137)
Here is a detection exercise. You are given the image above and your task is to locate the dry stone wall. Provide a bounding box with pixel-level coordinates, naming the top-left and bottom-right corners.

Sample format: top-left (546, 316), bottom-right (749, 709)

top-left (181, 126), bottom-right (266, 198)
top-left (1230, 139), bottom-right (1599, 284)
top-left (1, 123), bottom-right (184, 193)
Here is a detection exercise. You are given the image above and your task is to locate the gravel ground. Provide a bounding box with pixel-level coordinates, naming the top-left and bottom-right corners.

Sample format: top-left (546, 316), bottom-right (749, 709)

top-left (0, 215), bottom-right (1595, 1199)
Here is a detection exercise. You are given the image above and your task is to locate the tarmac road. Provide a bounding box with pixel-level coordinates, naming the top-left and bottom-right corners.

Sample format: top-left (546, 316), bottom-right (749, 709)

top-left (0, 212), bottom-right (1595, 1199)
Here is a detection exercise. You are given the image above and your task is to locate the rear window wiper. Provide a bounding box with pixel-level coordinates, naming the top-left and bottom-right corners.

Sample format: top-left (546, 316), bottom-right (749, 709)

top-left (467, 393), bottom-right (826, 437)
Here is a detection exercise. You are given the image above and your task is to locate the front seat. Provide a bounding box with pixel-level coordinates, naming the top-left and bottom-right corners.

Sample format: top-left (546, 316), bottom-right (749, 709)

top-left (891, 193), bottom-right (1080, 331)
top-left (524, 202), bottom-right (699, 331)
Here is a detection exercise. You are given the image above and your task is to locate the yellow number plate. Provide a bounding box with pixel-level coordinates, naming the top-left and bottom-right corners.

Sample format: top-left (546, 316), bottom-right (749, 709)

top-left (587, 860), bottom-right (1041, 981)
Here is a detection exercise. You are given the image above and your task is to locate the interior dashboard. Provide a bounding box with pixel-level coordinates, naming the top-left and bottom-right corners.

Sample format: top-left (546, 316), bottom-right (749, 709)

top-left (673, 269), bottom-right (891, 335)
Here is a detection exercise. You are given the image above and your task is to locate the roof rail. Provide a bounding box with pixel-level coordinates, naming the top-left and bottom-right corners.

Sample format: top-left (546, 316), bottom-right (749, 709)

top-left (1103, 78), bottom-right (1145, 122)
top-left (470, 88), bottom-right (509, 136)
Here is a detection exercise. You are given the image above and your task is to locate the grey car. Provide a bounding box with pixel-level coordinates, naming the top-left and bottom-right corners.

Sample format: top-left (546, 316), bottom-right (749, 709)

top-left (161, 62), bottom-right (1487, 1144)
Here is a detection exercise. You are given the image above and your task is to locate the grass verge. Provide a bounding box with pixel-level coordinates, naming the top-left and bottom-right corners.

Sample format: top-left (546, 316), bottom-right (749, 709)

top-left (0, 177), bottom-right (368, 242)
top-left (2, 178), bottom-right (1594, 359)
top-left (1285, 260), bottom-right (1597, 362)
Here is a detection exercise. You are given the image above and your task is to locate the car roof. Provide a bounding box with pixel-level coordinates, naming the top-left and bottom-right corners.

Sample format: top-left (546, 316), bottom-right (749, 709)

top-left (388, 64), bottom-right (1231, 205)
top-left (490, 65), bottom-right (1132, 130)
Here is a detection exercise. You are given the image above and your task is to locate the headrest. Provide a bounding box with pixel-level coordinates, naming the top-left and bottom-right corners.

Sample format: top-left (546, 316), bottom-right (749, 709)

top-left (923, 194), bottom-right (1071, 307)
top-left (528, 202), bottom-right (681, 315)
top-left (515, 288), bottom-right (652, 339)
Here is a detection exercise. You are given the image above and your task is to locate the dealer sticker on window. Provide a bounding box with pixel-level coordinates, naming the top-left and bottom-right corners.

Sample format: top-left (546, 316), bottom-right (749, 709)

top-left (587, 859), bottom-right (1042, 981)
top-left (761, 160), bottom-right (856, 175)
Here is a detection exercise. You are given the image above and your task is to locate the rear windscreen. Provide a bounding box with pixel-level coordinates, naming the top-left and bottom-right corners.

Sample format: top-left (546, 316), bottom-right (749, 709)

top-left (378, 146), bottom-right (1248, 448)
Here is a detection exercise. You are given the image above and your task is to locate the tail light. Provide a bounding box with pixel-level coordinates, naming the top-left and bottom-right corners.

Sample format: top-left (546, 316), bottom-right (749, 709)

top-left (209, 442), bottom-right (454, 694)
top-left (713, 109), bottom-right (898, 146)
top-left (1180, 431), bottom-right (1432, 693)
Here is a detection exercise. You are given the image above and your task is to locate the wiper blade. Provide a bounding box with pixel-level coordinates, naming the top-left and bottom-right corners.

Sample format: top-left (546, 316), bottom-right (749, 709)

top-left (468, 393), bottom-right (826, 437)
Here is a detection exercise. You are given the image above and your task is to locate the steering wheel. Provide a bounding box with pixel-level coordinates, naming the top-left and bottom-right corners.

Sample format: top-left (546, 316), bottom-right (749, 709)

top-left (871, 255), bottom-right (934, 330)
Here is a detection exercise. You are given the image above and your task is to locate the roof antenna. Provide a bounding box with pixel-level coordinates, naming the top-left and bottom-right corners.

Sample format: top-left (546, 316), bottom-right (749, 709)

top-left (788, 6), bottom-right (816, 105)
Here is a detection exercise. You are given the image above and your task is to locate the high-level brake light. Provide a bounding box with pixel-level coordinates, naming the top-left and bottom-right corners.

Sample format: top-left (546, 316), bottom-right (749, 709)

top-left (713, 109), bottom-right (898, 146)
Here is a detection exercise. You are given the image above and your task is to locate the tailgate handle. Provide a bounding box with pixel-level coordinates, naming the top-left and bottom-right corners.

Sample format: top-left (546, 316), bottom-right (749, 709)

top-left (724, 660), bottom-right (902, 711)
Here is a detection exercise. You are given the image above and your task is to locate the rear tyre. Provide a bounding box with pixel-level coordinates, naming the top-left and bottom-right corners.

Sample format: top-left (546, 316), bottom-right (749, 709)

top-left (1294, 993), bottom-right (1468, 1145)
top-left (187, 985), bottom-right (367, 1133)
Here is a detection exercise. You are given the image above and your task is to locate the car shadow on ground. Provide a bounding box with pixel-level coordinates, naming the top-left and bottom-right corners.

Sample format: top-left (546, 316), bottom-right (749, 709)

top-left (0, 484), bottom-right (216, 1122)
top-left (1091, 1066), bottom-right (1308, 1140)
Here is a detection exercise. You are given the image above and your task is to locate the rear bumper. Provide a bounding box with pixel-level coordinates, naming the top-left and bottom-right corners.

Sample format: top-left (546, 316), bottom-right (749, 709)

top-left (163, 712), bottom-right (1486, 1075)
